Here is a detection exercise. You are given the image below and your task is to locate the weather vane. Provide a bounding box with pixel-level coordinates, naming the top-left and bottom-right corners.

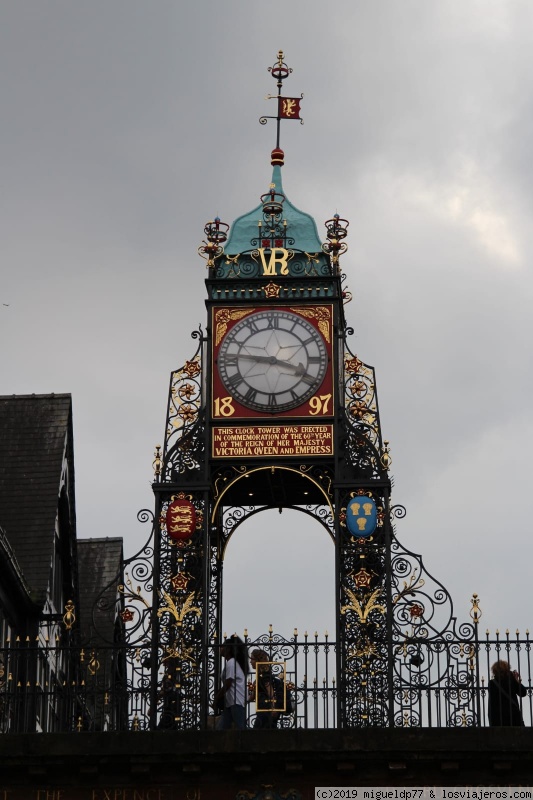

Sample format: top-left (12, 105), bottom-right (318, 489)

top-left (260, 51), bottom-right (303, 160)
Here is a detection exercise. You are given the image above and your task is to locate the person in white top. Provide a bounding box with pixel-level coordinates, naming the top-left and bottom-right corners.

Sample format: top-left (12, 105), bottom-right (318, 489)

top-left (215, 634), bottom-right (248, 730)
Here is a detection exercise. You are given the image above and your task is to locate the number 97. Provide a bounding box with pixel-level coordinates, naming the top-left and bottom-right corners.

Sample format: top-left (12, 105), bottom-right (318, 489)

top-left (309, 393), bottom-right (332, 416)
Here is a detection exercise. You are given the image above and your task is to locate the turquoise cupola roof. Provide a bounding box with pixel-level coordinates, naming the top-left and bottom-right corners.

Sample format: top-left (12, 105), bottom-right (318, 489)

top-left (225, 165), bottom-right (323, 255)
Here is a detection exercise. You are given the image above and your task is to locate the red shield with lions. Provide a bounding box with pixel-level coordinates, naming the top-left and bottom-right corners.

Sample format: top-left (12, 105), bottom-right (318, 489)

top-left (166, 498), bottom-right (196, 541)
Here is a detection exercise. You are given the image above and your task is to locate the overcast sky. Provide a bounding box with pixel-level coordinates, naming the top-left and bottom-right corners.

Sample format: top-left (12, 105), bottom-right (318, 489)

top-left (1, 2), bottom-right (532, 643)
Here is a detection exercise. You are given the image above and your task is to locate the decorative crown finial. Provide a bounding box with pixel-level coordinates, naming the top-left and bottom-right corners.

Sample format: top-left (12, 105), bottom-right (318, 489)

top-left (197, 217), bottom-right (229, 268)
top-left (259, 51), bottom-right (304, 161)
top-left (322, 214), bottom-right (349, 272)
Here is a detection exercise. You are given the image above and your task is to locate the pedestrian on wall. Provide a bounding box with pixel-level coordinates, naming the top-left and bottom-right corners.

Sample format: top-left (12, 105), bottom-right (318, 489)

top-left (214, 634), bottom-right (248, 730)
top-left (488, 659), bottom-right (527, 726)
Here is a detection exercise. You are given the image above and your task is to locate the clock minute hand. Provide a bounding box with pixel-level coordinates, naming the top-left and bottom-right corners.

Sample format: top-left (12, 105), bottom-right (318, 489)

top-left (239, 354), bottom-right (314, 381)
top-left (239, 353), bottom-right (303, 371)
top-left (238, 354), bottom-right (279, 364)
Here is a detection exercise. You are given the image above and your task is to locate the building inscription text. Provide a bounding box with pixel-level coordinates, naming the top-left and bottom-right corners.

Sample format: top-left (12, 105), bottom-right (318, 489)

top-left (212, 424), bottom-right (333, 458)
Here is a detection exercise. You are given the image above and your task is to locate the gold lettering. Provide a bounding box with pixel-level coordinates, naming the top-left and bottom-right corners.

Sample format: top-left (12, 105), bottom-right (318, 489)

top-left (35, 793), bottom-right (63, 800)
top-left (91, 793), bottom-right (161, 800)
top-left (258, 247), bottom-right (289, 276)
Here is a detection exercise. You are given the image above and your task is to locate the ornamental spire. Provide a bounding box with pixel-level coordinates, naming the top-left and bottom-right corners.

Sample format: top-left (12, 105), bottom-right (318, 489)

top-left (259, 50), bottom-right (304, 167)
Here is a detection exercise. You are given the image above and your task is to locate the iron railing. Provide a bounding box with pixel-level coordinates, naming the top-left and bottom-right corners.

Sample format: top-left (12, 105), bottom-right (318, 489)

top-left (0, 630), bottom-right (530, 733)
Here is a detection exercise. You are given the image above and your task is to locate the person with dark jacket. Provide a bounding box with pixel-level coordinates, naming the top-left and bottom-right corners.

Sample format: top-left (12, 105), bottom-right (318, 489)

top-left (248, 648), bottom-right (292, 729)
top-left (488, 660), bottom-right (527, 726)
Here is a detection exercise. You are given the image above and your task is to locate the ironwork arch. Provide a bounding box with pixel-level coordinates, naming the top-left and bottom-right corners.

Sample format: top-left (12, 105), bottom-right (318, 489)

top-left (218, 502), bottom-right (335, 561)
top-left (211, 465), bottom-right (335, 553)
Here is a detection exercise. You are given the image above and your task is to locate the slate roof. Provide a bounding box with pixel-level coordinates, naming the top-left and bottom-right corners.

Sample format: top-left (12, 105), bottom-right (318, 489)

top-left (78, 538), bottom-right (123, 645)
top-left (0, 523), bottom-right (32, 599)
top-left (0, 393), bottom-right (73, 608)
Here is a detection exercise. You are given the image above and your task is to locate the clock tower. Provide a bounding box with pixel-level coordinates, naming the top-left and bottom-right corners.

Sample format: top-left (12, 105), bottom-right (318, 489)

top-left (146, 52), bottom-right (474, 732)
top-left (149, 51), bottom-right (395, 729)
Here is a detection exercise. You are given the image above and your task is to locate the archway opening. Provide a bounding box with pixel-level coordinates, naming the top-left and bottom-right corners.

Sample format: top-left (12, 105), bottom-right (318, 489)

top-left (221, 506), bottom-right (335, 642)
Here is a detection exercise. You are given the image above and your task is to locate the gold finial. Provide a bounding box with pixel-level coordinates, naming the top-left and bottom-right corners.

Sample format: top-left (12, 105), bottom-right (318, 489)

top-left (322, 215), bottom-right (349, 270)
top-left (153, 444), bottom-right (162, 479)
top-left (380, 440), bottom-right (392, 470)
top-left (197, 218), bottom-right (229, 267)
top-left (63, 600), bottom-right (76, 630)
top-left (470, 593), bottom-right (482, 624)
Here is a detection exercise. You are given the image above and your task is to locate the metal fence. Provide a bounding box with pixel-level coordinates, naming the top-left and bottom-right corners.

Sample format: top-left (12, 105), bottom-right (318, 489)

top-left (0, 630), bottom-right (530, 732)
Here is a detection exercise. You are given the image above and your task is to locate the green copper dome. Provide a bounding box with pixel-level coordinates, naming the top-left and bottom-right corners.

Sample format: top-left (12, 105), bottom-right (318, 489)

top-left (225, 165), bottom-right (323, 254)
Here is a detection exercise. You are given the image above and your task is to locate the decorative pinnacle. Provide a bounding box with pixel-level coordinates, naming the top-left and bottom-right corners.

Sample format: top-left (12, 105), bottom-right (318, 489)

top-left (260, 183), bottom-right (285, 216)
top-left (380, 441), bottom-right (392, 470)
top-left (153, 444), bottom-right (162, 479)
top-left (269, 50), bottom-right (292, 87)
top-left (259, 51), bottom-right (303, 157)
top-left (322, 214), bottom-right (349, 271)
top-left (197, 217), bottom-right (229, 268)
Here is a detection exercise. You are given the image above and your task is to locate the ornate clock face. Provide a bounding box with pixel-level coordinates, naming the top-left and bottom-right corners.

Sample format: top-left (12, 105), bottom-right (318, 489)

top-left (217, 309), bottom-right (328, 413)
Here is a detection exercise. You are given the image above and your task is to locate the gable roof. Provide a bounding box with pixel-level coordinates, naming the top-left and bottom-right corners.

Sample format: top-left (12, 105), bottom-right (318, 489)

top-left (0, 393), bottom-right (73, 607)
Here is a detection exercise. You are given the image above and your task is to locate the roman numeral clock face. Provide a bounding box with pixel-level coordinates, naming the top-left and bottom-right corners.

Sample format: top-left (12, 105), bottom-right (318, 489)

top-left (216, 309), bottom-right (329, 414)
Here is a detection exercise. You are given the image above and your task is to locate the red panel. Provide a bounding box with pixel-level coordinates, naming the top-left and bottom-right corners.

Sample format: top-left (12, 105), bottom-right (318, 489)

top-left (165, 499), bottom-right (196, 540)
top-left (211, 306), bottom-right (334, 422)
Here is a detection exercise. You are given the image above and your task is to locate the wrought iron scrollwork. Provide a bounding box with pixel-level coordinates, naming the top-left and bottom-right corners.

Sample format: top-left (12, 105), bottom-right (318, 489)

top-left (338, 338), bottom-right (390, 481)
top-left (338, 487), bottom-right (390, 726)
top-left (161, 328), bottom-right (205, 480)
top-left (389, 527), bottom-right (479, 726)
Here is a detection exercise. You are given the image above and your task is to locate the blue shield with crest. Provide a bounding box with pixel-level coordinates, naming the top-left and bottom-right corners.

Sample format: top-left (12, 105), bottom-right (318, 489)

top-left (346, 496), bottom-right (377, 538)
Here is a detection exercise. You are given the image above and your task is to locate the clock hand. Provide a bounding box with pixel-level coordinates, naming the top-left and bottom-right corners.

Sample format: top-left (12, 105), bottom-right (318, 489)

top-left (237, 354), bottom-right (315, 382)
top-left (237, 354), bottom-right (279, 364)
top-left (238, 354), bottom-right (306, 373)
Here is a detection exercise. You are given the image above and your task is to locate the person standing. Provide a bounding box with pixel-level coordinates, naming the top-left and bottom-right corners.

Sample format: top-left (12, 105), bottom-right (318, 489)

top-left (248, 648), bottom-right (292, 729)
top-left (249, 648), bottom-right (279, 729)
top-left (215, 635), bottom-right (248, 730)
top-left (488, 659), bottom-right (527, 726)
